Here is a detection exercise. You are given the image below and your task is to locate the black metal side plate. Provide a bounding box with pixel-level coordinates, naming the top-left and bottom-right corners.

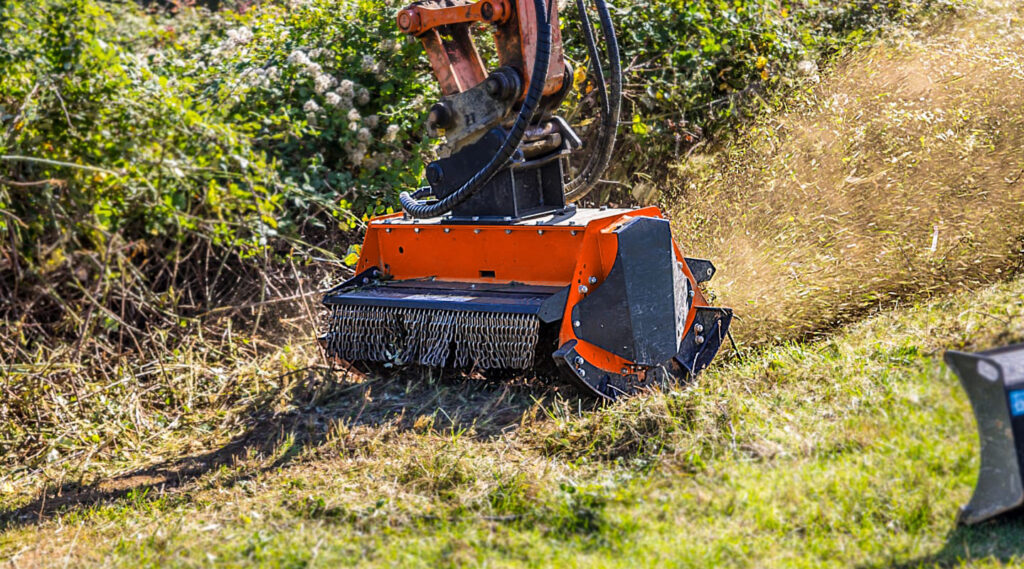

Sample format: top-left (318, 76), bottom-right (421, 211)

top-left (675, 306), bottom-right (734, 377)
top-left (571, 216), bottom-right (688, 366)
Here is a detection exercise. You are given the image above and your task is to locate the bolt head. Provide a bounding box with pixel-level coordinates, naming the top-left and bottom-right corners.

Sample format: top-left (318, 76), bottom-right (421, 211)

top-left (694, 323), bottom-right (704, 334)
top-left (480, 1), bottom-right (495, 20)
top-left (574, 356), bottom-right (584, 366)
top-left (578, 285), bottom-right (589, 294)
top-left (397, 11), bottom-right (412, 30)
top-left (589, 276), bottom-right (598, 285)
top-left (578, 368), bottom-right (586, 378)
top-left (695, 335), bottom-right (705, 345)
top-left (573, 320), bottom-right (581, 328)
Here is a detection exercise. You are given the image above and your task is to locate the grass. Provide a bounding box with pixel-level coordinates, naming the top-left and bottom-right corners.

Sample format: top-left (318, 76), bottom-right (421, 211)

top-left (3, 252), bottom-right (1024, 567)
top-left (3, 0), bottom-right (1024, 567)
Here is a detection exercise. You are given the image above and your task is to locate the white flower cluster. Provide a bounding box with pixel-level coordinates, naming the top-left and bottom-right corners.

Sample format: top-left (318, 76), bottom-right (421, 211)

top-left (361, 54), bottom-right (382, 76)
top-left (337, 79), bottom-right (355, 97)
top-left (282, 49), bottom-right (406, 170)
top-left (240, 65), bottom-right (281, 90)
top-left (314, 73), bottom-right (336, 94)
top-left (287, 50), bottom-right (322, 76)
top-left (225, 27), bottom-right (253, 48)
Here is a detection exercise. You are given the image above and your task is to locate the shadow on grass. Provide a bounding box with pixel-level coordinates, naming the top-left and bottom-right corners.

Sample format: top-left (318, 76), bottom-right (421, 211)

top-left (0, 366), bottom-right (581, 531)
top-left (882, 514), bottom-right (1024, 568)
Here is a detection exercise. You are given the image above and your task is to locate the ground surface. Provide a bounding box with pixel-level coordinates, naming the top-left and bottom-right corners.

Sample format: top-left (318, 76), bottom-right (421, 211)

top-left (3, 0), bottom-right (1024, 567)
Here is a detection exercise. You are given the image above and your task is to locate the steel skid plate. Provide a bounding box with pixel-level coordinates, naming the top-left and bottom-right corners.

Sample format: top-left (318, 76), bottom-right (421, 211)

top-left (320, 207), bottom-right (732, 399)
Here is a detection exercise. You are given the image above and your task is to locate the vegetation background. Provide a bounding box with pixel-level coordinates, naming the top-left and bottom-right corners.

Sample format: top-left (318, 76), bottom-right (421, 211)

top-left (3, 0), bottom-right (1024, 566)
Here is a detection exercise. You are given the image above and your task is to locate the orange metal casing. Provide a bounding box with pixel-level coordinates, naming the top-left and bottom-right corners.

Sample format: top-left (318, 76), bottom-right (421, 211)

top-left (354, 207), bottom-right (710, 374)
top-left (397, 0), bottom-right (566, 100)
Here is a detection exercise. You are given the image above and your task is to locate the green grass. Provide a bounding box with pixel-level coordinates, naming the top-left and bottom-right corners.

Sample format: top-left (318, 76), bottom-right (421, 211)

top-left (3, 273), bottom-right (1024, 567)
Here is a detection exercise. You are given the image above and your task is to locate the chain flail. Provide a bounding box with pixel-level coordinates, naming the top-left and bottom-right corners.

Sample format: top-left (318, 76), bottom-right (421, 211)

top-left (323, 305), bottom-right (540, 370)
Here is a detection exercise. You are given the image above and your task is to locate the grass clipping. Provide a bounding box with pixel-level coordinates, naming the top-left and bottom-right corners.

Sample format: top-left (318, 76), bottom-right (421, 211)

top-left (672, 5), bottom-right (1024, 345)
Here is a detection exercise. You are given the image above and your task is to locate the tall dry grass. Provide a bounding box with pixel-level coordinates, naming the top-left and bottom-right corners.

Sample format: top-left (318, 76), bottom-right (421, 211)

top-left (671, 0), bottom-right (1024, 345)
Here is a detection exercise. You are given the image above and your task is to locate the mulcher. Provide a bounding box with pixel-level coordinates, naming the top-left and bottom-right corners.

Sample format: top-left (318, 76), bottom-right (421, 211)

top-left (320, 0), bottom-right (732, 400)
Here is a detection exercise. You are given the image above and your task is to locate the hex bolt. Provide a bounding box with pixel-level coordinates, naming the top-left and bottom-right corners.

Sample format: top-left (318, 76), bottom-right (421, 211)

top-left (579, 285), bottom-right (589, 294)
top-left (386, 228), bottom-right (392, 233)
top-left (578, 368), bottom-right (586, 378)
top-left (589, 276), bottom-right (598, 285)
top-left (689, 290), bottom-right (696, 298)
top-left (574, 356), bottom-right (584, 366)
top-left (620, 368), bottom-right (628, 375)
top-left (537, 229), bottom-right (544, 235)
top-left (695, 335), bottom-right (705, 345)
top-left (505, 229), bottom-right (512, 234)
top-left (474, 229), bottom-right (481, 234)
top-left (694, 323), bottom-right (704, 334)
top-left (573, 320), bottom-right (581, 328)
top-left (444, 228), bottom-right (450, 233)
top-left (414, 228), bottom-right (421, 233)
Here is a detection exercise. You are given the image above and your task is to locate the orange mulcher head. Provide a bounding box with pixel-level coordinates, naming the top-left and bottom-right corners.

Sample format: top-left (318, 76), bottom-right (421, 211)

top-left (320, 0), bottom-right (731, 399)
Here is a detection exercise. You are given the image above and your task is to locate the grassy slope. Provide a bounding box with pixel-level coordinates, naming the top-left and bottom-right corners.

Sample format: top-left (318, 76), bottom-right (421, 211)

top-left (3, 243), bottom-right (1024, 568)
top-left (3, 1), bottom-right (1024, 568)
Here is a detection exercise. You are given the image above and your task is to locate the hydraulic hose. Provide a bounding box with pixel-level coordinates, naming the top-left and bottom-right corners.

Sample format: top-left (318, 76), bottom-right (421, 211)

top-left (565, 0), bottom-right (622, 202)
top-left (399, 0), bottom-right (553, 219)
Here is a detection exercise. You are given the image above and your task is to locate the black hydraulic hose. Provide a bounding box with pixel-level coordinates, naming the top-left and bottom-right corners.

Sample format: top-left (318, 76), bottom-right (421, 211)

top-left (565, 0), bottom-right (621, 202)
top-left (574, 0), bottom-right (609, 118)
top-left (399, 0), bottom-right (553, 219)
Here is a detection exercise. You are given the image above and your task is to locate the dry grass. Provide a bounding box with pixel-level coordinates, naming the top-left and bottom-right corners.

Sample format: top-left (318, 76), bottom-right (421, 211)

top-left (670, 0), bottom-right (1024, 345)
